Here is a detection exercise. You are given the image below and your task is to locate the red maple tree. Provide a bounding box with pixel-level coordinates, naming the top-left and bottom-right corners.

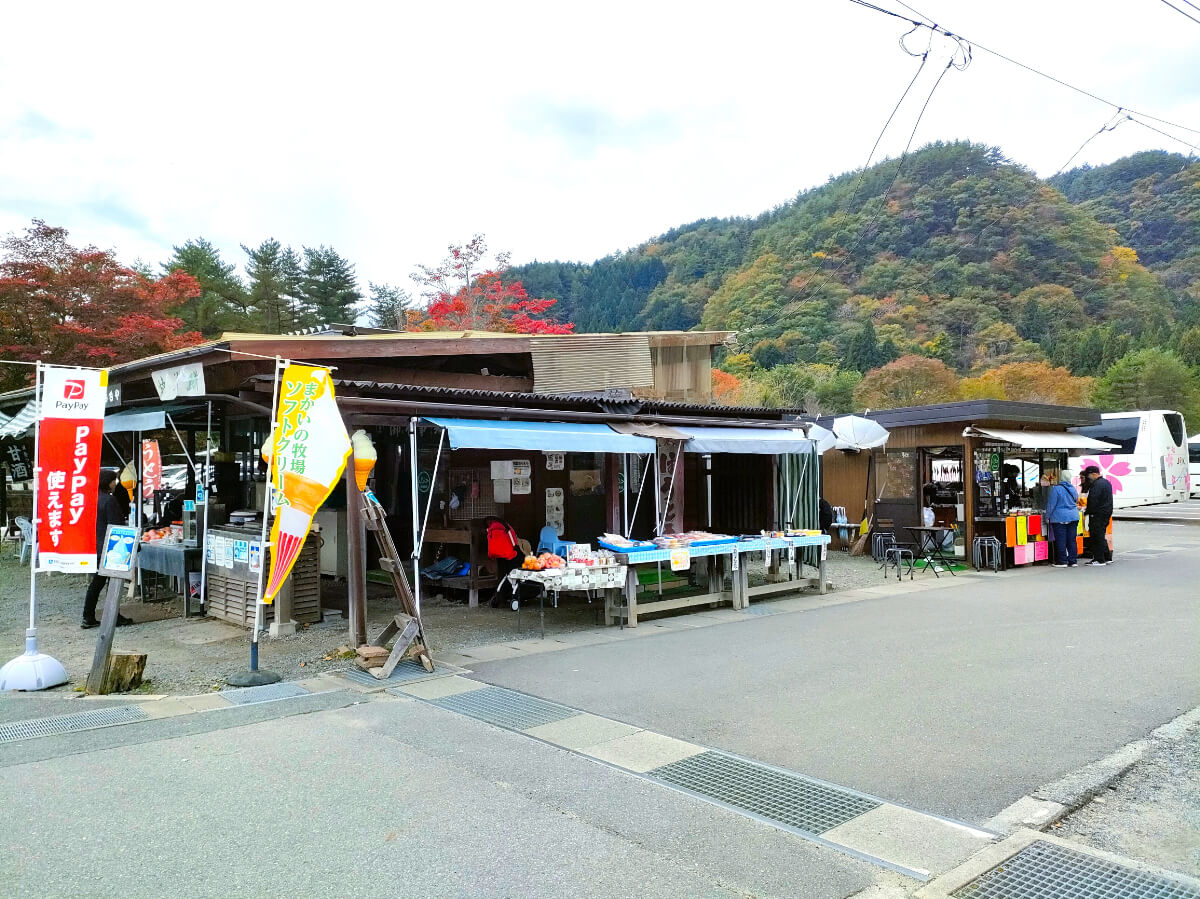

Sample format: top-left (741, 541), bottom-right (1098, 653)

top-left (411, 234), bottom-right (573, 334)
top-left (0, 220), bottom-right (204, 391)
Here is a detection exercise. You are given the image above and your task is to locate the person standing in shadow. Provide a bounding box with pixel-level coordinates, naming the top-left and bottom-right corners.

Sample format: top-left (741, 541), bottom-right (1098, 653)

top-left (82, 469), bottom-right (133, 629)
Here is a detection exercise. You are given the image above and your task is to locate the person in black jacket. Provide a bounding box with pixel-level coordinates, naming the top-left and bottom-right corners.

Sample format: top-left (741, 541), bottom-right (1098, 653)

top-left (82, 470), bottom-right (133, 629)
top-left (1081, 464), bottom-right (1114, 566)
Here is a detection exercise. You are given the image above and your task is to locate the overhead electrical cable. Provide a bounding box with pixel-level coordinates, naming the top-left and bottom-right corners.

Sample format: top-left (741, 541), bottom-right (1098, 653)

top-left (859, 0), bottom-right (1200, 135)
top-left (1054, 111), bottom-right (1130, 176)
top-left (746, 44), bottom-right (964, 346)
top-left (1157, 0), bottom-right (1200, 25)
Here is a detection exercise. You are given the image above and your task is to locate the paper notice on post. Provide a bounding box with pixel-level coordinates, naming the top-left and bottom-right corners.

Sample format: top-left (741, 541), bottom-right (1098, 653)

top-left (493, 478), bottom-right (512, 503)
top-left (490, 460), bottom-right (514, 479)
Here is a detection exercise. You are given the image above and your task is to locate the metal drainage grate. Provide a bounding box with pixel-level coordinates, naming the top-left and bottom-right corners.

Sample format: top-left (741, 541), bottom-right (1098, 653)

top-left (221, 682), bottom-right (309, 705)
top-left (431, 686), bottom-right (579, 731)
top-left (648, 751), bottom-right (880, 835)
top-left (953, 840), bottom-right (1200, 899)
top-left (0, 705), bottom-right (150, 744)
top-left (341, 659), bottom-right (462, 688)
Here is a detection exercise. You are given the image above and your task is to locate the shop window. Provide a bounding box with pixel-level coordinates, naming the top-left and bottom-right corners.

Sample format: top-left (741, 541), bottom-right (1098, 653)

top-left (877, 450), bottom-right (916, 500)
top-left (568, 454), bottom-right (604, 496)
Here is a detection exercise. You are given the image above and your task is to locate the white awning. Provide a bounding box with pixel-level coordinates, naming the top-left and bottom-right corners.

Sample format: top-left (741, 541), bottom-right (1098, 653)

top-left (425, 418), bottom-right (656, 454)
top-left (0, 400), bottom-right (38, 438)
top-left (681, 426), bottom-right (815, 455)
top-left (963, 427), bottom-right (1119, 451)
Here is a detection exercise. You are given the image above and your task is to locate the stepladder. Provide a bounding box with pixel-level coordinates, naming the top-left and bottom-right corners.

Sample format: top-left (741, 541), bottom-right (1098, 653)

top-left (361, 493), bottom-right (433, 677)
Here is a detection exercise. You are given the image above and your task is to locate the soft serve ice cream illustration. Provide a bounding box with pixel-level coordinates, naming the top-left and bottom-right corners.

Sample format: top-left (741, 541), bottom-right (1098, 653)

top-left (261, 366), bottom-right (351, 603)
top-left (351, 429), bottom-right (377, 492)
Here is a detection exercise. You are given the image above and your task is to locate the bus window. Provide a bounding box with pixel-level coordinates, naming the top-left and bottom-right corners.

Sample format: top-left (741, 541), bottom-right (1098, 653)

top-left (1074, 416), bottom-right (1140, 455)
top-left (1164, 413), bottom-right (1186, 447)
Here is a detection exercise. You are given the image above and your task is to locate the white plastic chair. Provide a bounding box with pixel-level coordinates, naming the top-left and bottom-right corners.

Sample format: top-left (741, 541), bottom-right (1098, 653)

top-left (15, 516), bottom-right (33, 565)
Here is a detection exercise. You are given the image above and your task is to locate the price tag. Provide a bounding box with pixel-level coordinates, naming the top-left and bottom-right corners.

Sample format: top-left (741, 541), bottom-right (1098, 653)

top-left (821, 543), bottom-right (828, 561)
top-left (670, 547), bottom-right (690, 572)
top-left (787, 544), bottom-right (796, 564)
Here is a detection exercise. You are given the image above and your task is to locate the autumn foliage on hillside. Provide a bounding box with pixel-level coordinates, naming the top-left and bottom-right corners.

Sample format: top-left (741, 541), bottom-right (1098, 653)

top-left (0, 221), bottom-right (203, 391)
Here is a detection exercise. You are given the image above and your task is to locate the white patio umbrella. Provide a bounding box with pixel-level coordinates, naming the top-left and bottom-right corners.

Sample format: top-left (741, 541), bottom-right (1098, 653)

top-left (832, 415), bottom-right (889, 451)
top-left (805, 424), bottom-right (838, 454)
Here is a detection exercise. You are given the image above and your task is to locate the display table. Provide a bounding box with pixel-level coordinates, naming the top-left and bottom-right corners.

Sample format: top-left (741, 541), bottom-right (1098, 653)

top-left (506, 564), bottom-right (628, 638)
top-left (607, 535), bottom-right (830, 626)
top-left (729, 535), bottom-right (830, 606)
top-left (137, 543), bottom-right (202, 607)
top-left (138, 543), bottom-right (201, 581)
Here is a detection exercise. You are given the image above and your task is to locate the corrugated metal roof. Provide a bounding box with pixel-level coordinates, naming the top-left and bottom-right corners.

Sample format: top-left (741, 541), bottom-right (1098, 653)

top-left (328, 378), bottom-right (804, 418)
top-left (530, 334), bottom-right (654, 394)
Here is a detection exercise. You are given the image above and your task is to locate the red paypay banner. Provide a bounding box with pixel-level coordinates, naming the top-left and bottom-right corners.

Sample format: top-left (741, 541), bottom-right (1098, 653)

top-left (36, 366), bottom-right (107, 573)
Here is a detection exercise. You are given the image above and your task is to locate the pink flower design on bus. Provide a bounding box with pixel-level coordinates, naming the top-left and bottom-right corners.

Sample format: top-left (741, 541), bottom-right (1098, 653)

top-left (1078, 455), bottom-right (1131, 492)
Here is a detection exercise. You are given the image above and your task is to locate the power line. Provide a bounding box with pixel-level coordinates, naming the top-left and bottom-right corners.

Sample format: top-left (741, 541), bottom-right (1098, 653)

top-left (1126, 114), bottom-right (1200, 154)
top-left (744, 50), bottom-right (962, 346)
top-left (866, 0), bottom-right (1200, 135)
top-left (1055, 112), bottom-right (1130, 176)
top-left (1177, 0), bottom-right (1200, 11)
top-left (1158, 0), bottom-right (1200, 25)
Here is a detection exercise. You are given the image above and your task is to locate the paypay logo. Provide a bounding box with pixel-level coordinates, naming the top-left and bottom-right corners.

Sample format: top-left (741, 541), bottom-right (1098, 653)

top-left (63, 380), bottom-right (86, 400)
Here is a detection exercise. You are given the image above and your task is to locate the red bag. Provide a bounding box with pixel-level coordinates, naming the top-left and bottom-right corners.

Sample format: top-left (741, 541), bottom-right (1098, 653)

top-left (485, 519), bottom-right (519, 560)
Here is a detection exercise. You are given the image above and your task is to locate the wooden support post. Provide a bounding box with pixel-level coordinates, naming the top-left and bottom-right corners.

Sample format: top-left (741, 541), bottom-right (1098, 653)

top-left (102, 652), bottom-right (146, 693)
top-left (345, 463), bottom-right (368, 648)
top-left (86, 578), bottom-right (125, 695)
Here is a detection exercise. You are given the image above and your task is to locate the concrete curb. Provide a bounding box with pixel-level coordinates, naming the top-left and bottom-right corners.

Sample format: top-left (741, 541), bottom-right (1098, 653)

top-left (985, 704), bottom-right (1200, 835)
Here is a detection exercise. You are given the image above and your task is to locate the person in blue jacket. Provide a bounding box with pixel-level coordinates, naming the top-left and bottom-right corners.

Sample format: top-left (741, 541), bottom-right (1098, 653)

top-left (1043, 471), bottom-right (1080, 568)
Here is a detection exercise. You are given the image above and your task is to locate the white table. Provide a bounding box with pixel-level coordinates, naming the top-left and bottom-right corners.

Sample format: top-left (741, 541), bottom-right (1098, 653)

top-left (506, 564), bottom-right (628, 638)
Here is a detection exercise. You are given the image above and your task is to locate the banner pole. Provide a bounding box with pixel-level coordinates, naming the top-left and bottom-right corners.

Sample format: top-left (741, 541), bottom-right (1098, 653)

top-left (0, 361), bottom-right (69, 691)
top-left (27, 361), bottom-right (41, 635)
top-left (409, 417), bottom-right (421, 619)
top-left (197, 400), bottom-right (212, 618)
top-left (251, 357), bottom-right (283, 673)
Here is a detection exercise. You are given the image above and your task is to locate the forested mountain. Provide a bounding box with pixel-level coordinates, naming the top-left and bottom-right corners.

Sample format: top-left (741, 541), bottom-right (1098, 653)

top-left (509, 143), bottom-right (1199, 384)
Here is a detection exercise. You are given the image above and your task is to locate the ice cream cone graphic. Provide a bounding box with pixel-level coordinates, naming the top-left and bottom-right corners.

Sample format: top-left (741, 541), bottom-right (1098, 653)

top-left (351, 430), bottom-right (376, 492)
top-left (263, 471), bottom-right (327, 601)
top-left (120, 460), bottom-right (136, 502)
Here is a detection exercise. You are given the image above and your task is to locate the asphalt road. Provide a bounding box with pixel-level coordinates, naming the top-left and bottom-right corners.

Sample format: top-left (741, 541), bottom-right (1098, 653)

top-left (0, 695), bottom-right (875, 899)
top-left (472, 531), bottom-right (1200, 824)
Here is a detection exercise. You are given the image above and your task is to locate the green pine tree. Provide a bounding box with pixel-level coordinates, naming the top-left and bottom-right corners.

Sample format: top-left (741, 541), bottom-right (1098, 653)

top-left (301, 245), bottom-right (361, 325)
top-left (162, 238), bottom-right (246, 336)
top-left (367, 281), bottom-right (411, 330)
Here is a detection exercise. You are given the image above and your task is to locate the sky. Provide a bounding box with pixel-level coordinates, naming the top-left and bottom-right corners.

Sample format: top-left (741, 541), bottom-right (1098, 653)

top-left (1, 0), bottom-right (1197, 300)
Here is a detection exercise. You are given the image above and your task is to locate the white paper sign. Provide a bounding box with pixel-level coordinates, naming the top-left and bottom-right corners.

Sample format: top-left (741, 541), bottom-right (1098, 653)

top-left (512, 476), bottom-right (531, 495)
top-left (490, 460), bottom-right (514, 479)
top-left (248, 542), bottom-right (262, 573)
top-left (670, 547), bottom-right (690, 572)
top-left (493, 478), bottom-right (512, 503)
top-left (512, 459), bottom-right (532, 477)
top-left (152, 362), bottom-right (206, 401)
top-left (731, 550), bottom-right (740, 572)
top-left (544, 452), bottom-right (564, 471)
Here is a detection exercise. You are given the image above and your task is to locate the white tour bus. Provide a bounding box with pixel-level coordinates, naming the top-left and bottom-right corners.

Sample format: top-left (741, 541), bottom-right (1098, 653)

top-left (1068, 410), bottom-right (1190, 509)
top-left (1189, 433), bottom-right (1200, 497)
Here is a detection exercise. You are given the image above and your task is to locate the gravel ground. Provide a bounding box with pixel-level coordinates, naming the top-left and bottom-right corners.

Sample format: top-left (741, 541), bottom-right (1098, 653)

top-left (0, 547), bottom-right (853, 695)
top-left (1055, 721), bottom-right (1200, 878)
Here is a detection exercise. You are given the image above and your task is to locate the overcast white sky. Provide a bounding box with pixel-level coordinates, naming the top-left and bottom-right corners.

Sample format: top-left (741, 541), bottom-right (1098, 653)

top-left (1, 1), bottom-right (1197, 297)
